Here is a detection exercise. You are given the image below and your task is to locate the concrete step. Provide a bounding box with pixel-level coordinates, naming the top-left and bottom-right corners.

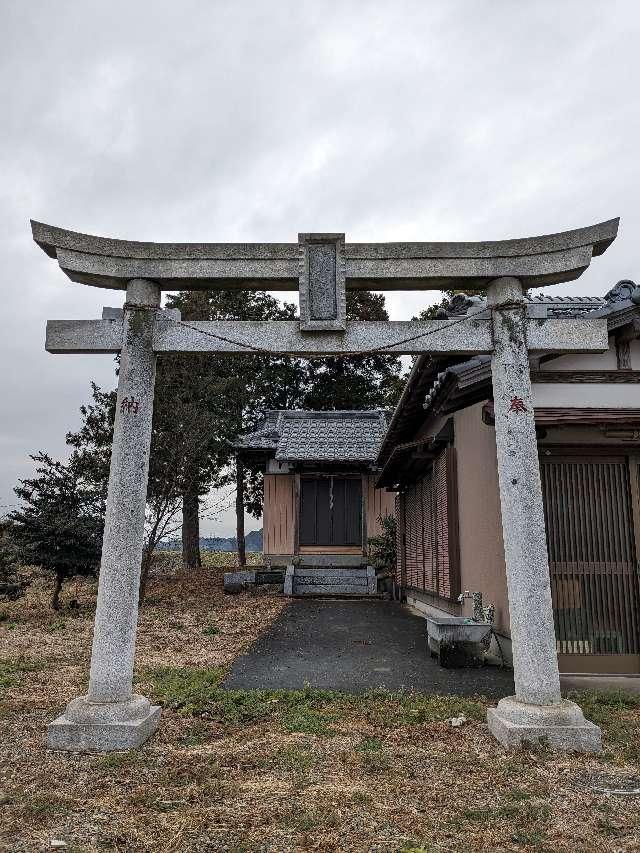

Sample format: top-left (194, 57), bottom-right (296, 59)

top-left (294, 567), bottom-right (368, 578)
top-left (294, 585), bottom-right (369, 595)
top-left (292, 583), bottom-right (373, 596)
top-left (294, 574), bottom-right (369, 585)
top-left (286, 565), bottom-right (377, 597)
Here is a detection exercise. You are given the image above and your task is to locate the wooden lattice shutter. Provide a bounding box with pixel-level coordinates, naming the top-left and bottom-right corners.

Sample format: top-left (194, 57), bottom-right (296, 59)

top-left (396, 447), bottom-right (460, 601)
top-left (421, 474), bottom-right (437, 595)
top-left (541, 456), bottom-right (640, 658)
top-left (405, 482), bottom-right (420, 589)
top-left (395, 493), bottom-right (405, 584)
top-left (433, 448), bottom-right (459, 600)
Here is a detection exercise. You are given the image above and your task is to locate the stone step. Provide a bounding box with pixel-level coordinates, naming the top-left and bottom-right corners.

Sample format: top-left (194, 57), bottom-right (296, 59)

top-left (294, 567), bottom-right (368, 578)
top-left (292, 583), bottom-right (373, 596)
top-left (285, 565), bottom-right (377, 597)
top-left (294, 575), bottom-right (369, 586)
top-left (294, 585), bottom-right (369, 594)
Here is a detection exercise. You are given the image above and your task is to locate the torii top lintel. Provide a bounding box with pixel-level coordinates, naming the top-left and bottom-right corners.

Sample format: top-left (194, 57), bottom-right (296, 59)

top-left (32, 218), bottom-right (618, 293)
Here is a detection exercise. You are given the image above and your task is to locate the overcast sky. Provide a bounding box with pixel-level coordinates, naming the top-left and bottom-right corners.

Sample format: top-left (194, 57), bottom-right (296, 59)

top-left (2, 1), bottom-right (639, 536)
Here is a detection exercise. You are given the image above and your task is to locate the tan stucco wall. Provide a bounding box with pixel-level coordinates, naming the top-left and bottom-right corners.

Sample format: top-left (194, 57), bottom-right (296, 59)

top-left (533, 340), bottom-right (640, 407)
top-left (365, 475), bottom-right (396, 539)
top-left (532, 383), bottom-right (640, 407)
top-left (453, 402), bottom-right (510, 634)
top-left (543, 337), bottom-right (640, 371)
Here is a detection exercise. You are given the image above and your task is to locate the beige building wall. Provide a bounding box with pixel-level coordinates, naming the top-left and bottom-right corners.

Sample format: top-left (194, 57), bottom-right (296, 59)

top-left (533, 339), bottom-right (640, 407)
top-left (453, 402), bottom-right (510, 635)
top-left (263, 473), bottom-right (296, 556)
top-left (541, 337), bottom-right (640, 370)
top-left (532, 383), bottom-right (640, 407)
top-left (365, 474), bottom-right (396, 539)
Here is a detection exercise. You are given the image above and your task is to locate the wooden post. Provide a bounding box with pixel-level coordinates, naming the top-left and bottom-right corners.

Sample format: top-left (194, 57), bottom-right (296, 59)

top-left (236, 456), bottom-right (246, 567)
top-left (182, 476), bottom-right (202, 570)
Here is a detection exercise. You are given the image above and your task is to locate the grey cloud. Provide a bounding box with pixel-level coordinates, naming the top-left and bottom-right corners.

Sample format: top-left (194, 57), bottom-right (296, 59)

top-left (1, 0), bottom-right (638, 533)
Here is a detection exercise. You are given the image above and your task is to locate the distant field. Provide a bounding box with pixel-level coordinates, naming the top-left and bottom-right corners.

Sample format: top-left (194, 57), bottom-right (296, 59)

top-left (152, 550), bottom-right (263, 570)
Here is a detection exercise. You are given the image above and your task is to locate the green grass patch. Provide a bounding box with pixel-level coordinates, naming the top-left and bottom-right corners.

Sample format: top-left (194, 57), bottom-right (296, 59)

top-left (351, 790), bottom-right (373, 806)
top-left (271, 743), bottom-right (318, 773)
top-left (144, 668), bottom-right (341, 733)
top-left (22, 793), bottom-right (69, 817)
top-left (141, 666), bottom-right (225, 713)
top-left (99, 751), bottom-right (140, 769)
top-left (510, 829), bottom-right (545, 847)
top-left (202, 625), bottom-right (220, 636)
top-left (566, 689), bottom-right (640, 762)
top-left (359, 690), bottom-right (485, 728)
top-left (281, 707), bottom-right (334, 735)
top-left (0, 656), bottom-right (43, 688)
top-left (355, 736), bottom-right (384, 752)
top-left (142, 666), bottom-right (489, 739)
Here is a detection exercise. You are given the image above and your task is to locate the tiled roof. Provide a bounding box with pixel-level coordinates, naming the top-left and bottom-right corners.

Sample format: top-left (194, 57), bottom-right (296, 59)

top-left (377, 281), bottom-right (640, 465)
top-left (234, 410), bottom-right (389, 463)
top-left (444, 292), bottom-right (607, 319)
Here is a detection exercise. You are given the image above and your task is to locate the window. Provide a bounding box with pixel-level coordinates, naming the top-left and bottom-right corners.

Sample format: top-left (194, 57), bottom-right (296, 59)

top-left (299, 476), bottom-right (362, 547)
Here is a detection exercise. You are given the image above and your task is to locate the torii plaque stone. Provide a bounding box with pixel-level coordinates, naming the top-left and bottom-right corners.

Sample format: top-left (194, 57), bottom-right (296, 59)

top-left (32, 218), bottom-right (619, 753)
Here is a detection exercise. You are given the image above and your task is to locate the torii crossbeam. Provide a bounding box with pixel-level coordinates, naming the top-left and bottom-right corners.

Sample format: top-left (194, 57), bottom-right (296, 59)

top-left (33, 218), bottom-right (619, 754)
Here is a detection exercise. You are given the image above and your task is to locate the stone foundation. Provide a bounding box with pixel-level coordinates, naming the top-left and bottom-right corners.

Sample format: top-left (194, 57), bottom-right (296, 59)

top-left (487, 696), bottom-right (602, 753)
top-left (48, 694), bottom-right (161, 753)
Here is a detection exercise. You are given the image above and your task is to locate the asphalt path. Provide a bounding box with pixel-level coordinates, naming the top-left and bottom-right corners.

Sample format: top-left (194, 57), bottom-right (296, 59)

top-left (223, 599), bottom-right (515, 698)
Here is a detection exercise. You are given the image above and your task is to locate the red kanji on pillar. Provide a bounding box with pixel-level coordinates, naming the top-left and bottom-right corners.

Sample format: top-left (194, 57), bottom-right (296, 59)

top-left (508, 396), bottom-right (528, 413)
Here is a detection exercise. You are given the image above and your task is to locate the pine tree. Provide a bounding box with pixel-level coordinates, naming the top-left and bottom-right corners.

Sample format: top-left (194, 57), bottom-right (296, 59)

top-left (301, 291), bottom-right (405, 410)
top-left (11, 452), bottom-right (106, 609)
top-left (0, 520), bottom-right (23, 600)
top-left (11, 288), bottom-right (407, 591)
top-left (164, 290), bottom-right (306, 567)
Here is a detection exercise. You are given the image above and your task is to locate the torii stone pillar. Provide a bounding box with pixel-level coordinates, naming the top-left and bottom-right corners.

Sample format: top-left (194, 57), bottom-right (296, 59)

top-left (48, 279), bottom-right (162, 751)
top-left (486, 277), bottom-right (601, 751)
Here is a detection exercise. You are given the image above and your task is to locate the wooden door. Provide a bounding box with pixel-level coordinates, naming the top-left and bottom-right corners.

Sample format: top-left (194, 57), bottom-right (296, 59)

top-left (299, 476), bottom-right (362, 547)
top-left (540, 456), bottom-right (640, 673)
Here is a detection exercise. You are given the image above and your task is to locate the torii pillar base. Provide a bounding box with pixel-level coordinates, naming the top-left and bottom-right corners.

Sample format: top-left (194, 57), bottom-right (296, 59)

top-left (48, 695), bottom-right (161, 753)
top-left (487, 697), bottom-right (601, 753)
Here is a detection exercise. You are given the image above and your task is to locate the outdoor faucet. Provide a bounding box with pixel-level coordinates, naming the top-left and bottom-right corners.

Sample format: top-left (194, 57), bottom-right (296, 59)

top-left (458, 589), bottom-right (488, 624)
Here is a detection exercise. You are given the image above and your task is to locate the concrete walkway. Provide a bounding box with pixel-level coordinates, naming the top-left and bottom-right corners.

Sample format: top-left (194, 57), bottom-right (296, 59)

top-left (223, 599), bottom-right (515, 699)
top-left (561, 675), bottom-right (640, 695)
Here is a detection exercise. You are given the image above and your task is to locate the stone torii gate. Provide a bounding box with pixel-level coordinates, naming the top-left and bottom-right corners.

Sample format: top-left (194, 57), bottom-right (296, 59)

top-left (32, 218), bottom-right (619, 753)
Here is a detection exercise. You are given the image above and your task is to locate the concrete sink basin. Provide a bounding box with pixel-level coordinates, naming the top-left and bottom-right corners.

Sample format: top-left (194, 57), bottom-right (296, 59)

top-left (426, 616), bottom-right (492, 644)
top-left (426, 616), bottom-right (492, 668)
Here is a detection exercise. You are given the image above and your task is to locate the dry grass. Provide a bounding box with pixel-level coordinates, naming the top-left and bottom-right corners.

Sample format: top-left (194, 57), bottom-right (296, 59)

top-left (1, 560), bottom-right (640, 853)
